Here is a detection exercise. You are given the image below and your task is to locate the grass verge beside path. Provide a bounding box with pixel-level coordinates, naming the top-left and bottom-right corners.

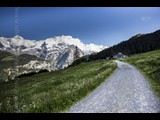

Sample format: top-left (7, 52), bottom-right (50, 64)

top-left (120, 50), bottom-right (160, 97)
top-left (0, 60), bottom-right (117, 113)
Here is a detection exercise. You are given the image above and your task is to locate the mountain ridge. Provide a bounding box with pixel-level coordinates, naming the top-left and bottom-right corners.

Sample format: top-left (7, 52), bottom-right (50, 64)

top-left (0, 35), bottom-right (108, 69)
top-left (88, 29), bottom-right (160, 60)
top-left (71, 29), bottom-right (160, 66)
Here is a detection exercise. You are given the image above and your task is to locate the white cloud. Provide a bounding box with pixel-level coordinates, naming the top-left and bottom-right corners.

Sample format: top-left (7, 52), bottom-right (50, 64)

top-left (1, 35), bottom-right (108, 54)
top-left (44, 35), bottom-right (108, 53)
top-left (11, 35), bottom-right (36, 47)
top-left (86, 43), bottom-right (107, 52)
top-left (141, 16), bottom-right (150, 21)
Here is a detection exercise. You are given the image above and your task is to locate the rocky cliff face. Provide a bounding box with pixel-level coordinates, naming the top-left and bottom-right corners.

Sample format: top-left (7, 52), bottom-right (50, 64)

top-left (0, 35), bottom-right (107, 69)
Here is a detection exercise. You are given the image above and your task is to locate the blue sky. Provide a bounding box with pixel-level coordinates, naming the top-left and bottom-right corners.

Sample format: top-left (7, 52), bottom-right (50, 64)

top-left (0, 7), bottom-right (160, 46)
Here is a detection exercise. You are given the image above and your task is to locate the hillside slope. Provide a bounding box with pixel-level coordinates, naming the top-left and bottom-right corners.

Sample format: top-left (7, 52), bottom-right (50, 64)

top-left (89, 29), bottom-right (160, 60)
top-left (0, 50), bottom-right (51, 82)
top-left (0, 60), bottom-right (117, 113)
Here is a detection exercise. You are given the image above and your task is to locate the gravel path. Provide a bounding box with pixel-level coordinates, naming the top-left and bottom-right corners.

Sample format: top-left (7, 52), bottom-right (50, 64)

top-left (68, 60), bottom-right (160, 113)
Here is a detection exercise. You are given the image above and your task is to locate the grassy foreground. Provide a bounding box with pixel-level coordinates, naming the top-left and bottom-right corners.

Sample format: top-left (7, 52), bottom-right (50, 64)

top-left (121, 49), bottom-right (160, 97)
top-left (0, 60), bottom-right (117, 113)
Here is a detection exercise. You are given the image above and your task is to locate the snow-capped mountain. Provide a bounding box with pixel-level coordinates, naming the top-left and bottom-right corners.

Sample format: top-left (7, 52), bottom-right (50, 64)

top-left (0, 35), bottom-right (107, 69)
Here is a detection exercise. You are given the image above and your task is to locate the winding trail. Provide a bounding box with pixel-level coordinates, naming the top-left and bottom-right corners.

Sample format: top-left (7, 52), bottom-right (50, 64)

top-left (68, 60), bottom-right (160, 113)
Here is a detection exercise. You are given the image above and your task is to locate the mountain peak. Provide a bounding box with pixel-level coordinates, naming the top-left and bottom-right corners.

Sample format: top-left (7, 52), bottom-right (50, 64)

top-left (0, 35), bottom-right (107, 70)
top-left (13, 35), bottom-right (24, 39)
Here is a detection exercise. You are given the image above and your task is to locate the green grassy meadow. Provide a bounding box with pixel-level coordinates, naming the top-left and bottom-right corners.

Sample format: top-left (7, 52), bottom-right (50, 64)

top-left (0, 60), bottom-right (117, 113)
